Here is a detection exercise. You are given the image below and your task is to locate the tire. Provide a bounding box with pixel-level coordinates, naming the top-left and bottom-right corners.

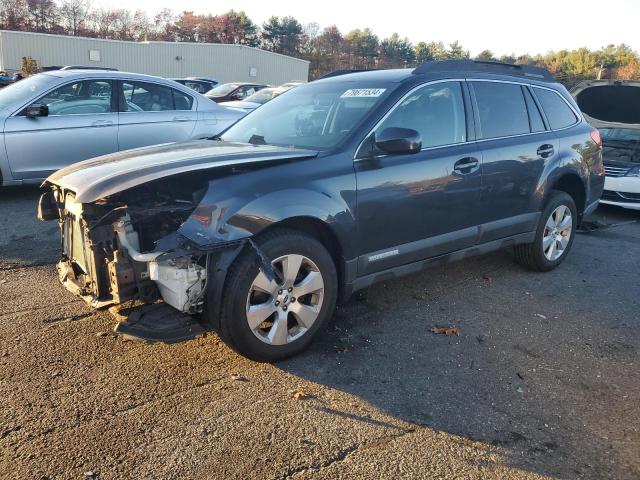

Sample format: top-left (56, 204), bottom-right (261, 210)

top-left (514, 190), bottom-right (578, 272)
top-left (216, 228), bottom-right (338, 362)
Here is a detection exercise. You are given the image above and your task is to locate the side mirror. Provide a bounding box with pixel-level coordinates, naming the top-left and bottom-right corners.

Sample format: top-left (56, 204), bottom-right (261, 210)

top-left (25, 103), bottom-right (48, 118)
top-left (230, 93), bottom-right (242, 101)
top-left (375, 127), bottom-right (421, 155)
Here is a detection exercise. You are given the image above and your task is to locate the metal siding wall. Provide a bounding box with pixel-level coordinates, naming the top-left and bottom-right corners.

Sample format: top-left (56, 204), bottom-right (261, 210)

top-left (0, 31), bottom-right (309, 84)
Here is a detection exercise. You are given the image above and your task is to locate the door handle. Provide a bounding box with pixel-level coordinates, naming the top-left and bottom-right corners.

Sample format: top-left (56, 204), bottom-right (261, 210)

top-left (91, 119), bottom-right (113, 127)
top-left (537, 144), bottom-right (555, 158)
top-left (173, 116), bottom-right (190, 122)
top-left (453, 157), bottom-right (479, 174)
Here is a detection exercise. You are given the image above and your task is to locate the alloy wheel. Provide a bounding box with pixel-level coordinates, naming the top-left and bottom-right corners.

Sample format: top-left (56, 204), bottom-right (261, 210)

top-left (245, 254), bottom-right (325, 345)
top-left (542, 205), bottom-right (572, 261)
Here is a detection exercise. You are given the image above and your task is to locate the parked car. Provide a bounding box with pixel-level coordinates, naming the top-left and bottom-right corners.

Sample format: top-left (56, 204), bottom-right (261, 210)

top-left (39, 60), bottom-right (604, 361)
top-left (279, 81), bottom-right (306, 89)
top-left (204, 82), bottom-right (268, 103)
top-left (0, 69), bottom-right (245, 186)
top-left (171, 78), bottom-right (218, 94)
top-left (0, 71), bottom-right (14, 87)
top-left (219, 86), bottom-right (293, 112)
top-left (189, 77), bottom-right (219, 87)
top-left (59, 66), bottom-right (119, 71)
top-left (572, 80), bottom-right (640, 210)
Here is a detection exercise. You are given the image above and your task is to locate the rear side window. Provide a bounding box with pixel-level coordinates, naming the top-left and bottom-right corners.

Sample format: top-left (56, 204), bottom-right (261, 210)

top-left (533, 88), bottom-right (577, 130)
top-left (121, 81), bottom-right (193, 112)
top-left (472, 82), bottom-right (530, 139)
top-left (523, 88), bottom-right (546, 133)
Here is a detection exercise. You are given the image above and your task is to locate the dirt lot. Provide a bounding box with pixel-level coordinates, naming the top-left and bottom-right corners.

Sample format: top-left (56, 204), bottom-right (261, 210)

top-left (0, 186), bottom-right (638, 480)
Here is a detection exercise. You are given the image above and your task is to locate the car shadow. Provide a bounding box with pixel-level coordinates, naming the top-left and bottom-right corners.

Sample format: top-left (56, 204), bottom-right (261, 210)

top-left (277, 208), bottom-right (640, 479)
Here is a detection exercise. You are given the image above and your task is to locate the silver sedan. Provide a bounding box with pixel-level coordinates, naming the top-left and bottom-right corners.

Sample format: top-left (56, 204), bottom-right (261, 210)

top-left (0, 70), bottom-right (246, 186)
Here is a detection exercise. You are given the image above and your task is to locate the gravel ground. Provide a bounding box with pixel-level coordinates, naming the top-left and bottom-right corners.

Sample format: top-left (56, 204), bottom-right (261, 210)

top-left (0, 186), bottom-right (638, 480)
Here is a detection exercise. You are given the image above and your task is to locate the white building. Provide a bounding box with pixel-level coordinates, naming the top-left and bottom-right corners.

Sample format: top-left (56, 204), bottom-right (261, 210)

top-left (0, 30), bottom-right (309, 84)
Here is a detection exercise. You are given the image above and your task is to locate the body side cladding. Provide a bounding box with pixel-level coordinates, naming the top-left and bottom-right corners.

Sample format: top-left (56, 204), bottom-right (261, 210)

top-left (202, 241), bottom-right (246, 331)
top-left (343, 231), bottom-right (535, 297)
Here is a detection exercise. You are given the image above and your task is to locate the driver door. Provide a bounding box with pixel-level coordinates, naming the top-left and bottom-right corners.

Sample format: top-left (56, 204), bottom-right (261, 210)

top-left (355, 81), bottom-right (483, 275)
top-left (4, 79), bottom-right (118, 180)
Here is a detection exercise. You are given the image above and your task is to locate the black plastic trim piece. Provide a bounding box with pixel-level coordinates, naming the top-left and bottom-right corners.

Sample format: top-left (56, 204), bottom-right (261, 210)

top-left (412, 60), bottom-right (555, 82)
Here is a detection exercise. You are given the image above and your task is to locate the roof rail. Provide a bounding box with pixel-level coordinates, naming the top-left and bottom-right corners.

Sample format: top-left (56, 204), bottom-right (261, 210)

top-left (412, 60), bottom-right (554, 82)
top-left (316, 69), bottom-right (378, 80)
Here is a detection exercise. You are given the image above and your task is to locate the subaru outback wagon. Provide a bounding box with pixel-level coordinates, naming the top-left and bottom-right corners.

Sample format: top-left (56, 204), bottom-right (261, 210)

top-left (39, 60), bottom-right (604, 361)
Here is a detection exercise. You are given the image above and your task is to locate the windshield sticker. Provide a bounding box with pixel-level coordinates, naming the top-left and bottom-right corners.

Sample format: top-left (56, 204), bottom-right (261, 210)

top-left (341, 88), bottom-right (386, 98)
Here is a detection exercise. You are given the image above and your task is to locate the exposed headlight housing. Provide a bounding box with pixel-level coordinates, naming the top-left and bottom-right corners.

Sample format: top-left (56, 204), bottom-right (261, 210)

top-left (626, 165), bottom-right (640, 177)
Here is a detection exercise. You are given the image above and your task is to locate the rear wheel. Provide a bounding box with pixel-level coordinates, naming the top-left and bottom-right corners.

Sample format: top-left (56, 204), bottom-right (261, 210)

top-left (514, 190), bottom-right (577, 272)
top-left (217, 229), bottom-right (337, 361)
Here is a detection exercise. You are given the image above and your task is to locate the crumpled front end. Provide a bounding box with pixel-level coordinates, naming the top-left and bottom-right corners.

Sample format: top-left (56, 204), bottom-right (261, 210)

top-left (39, 180), bottom-right (218, 314)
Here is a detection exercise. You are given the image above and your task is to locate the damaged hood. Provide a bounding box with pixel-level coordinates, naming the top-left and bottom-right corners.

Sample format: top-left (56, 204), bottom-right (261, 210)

top-left (572, 80), bottom-right (640, 130)
top-left (45, 140), bottom-right (318, 203)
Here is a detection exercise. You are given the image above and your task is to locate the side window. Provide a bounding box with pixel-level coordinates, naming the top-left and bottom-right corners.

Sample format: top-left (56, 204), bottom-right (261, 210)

top-left (533, 88), bottom-right (578, 130)
top-left (35, 80), bottom-right (112, 115)
top-left (472, 82), bottom-right (530, 139)
top-left (523, 87), bottom-right (546, 133)
top-left (377, 81), bottom-right (466, 148)
top-left (121, 81), bottom-right (174, 112)
top-left (236, 86), bottom-right (251, 99)
top-left (172, 89), bottom-right (194, 110)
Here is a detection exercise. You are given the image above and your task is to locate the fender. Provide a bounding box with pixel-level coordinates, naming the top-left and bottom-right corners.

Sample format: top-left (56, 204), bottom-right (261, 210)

top-left (179, 182), bottom-right (357, 258)
top-left (535, 147), bottom-right (589, 213)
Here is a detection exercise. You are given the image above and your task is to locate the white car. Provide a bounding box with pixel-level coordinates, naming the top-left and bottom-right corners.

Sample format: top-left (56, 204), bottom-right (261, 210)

top-left (0, 69), bottom-right (245, 186)
top-left (573, 80), bottom-right (640, 210)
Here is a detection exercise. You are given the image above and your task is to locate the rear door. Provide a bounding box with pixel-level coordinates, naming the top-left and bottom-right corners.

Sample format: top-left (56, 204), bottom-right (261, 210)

top-left (470, 80), bottom-right (558, 242)
top-left (117, 80), bottom-right (197, 151)
top-left (355, 80), bottom-right (483, 275)
top-left (4, 79), bottom-right (118, 179)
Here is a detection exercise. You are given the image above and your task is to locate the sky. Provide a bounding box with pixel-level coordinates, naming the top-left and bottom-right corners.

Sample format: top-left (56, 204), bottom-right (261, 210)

top-left (92, 0), bottom-right (640, 56)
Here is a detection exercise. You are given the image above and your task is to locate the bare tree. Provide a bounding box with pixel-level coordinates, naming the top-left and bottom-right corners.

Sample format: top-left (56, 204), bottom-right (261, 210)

top-left (0, 0), bottom-right (29, 30)
top-left (26, 0), bottom-right (57, 32)
top-left (59, 0), bottom-right (89, 36)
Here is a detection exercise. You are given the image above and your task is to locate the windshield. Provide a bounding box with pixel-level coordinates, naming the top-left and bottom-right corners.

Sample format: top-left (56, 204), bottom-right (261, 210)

top-left (221, 82), bottom-right (393, 150)
top-left (244, 88), bottom-right (281, 104)
top-left (0, 74), bottom-right (58, 110)
top-left (601, 128), bottom-right (640, 143)
top-left (601, 128), bottom-right (640, 164)
top-left (206, 83), bottom-right (240, 96)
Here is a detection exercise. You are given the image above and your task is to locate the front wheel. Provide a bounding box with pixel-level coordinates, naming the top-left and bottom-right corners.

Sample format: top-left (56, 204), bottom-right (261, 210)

top-left (514, 190), bottom-right (577, 272)
top-left (216, 229), bottom-right (338, 362)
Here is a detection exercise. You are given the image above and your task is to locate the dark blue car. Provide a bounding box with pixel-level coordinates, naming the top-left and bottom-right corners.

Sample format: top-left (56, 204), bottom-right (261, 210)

top-left (40, 60), bottom-right (604, 361)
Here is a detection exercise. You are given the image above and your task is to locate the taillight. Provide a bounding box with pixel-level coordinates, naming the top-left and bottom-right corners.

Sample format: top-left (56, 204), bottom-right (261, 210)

top-left (590, 128), bottom-right (602, 148)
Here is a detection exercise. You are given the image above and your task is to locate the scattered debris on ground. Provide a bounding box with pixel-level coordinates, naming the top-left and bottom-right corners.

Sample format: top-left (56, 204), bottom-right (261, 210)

top-left (431, 326), bottom-right (460, 336)
top-left (291, 389), bottom-right (312, 400)
top-left (578, 219), bottom-right (638, 233)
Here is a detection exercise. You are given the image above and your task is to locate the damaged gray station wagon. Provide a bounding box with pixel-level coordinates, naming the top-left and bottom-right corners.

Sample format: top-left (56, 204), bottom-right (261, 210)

top-left (39, 60), bottom-right (605, 361)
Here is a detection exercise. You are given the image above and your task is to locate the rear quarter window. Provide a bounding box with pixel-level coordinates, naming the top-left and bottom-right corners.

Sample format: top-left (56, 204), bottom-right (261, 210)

top-left (533, 88), bottom-right (578, 130)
